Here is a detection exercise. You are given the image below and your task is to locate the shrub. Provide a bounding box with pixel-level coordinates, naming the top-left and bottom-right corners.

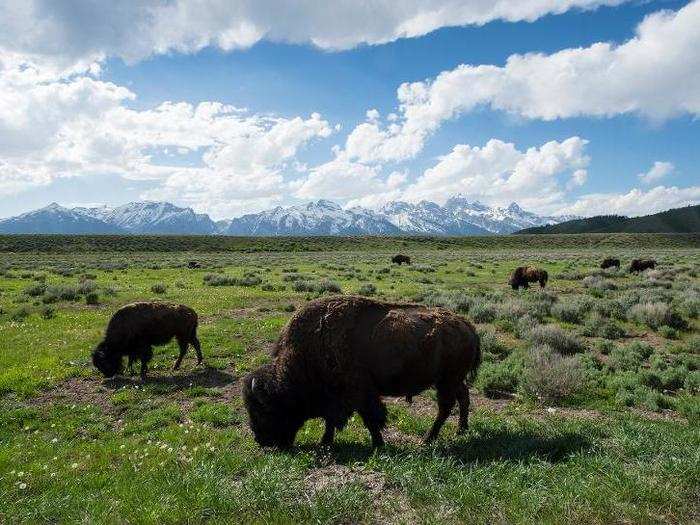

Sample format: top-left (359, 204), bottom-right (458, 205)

top-left (628, 302), bottom-right (687, 330)
top-left (358, 283), bottom-right (377, 296)
top-left (11, 306), bottom-right (31, 322)
top-left (470, 299), bottom-right (497, 323)
top-left (581, 313), bottom-right (625, 340)
top-left (24, 283), bottom-right (47, 297)
top-left (151, 283), bottom-right (167, 294)
top-left (475, 353), bottom-right (524, 398)
top-left (658, 325), bottom-right (679, 339)
top-left (85, 292), bottom-right (100, 305)
top-left (520, 345), bottom-right (584, 404)
top-left (516, 315), bottom-right (540, 338)
top-left (420, 290), bottom-right (473, 314)
top-left (261, 283), bottom-right (275, 291)
top-left (77, 280), bottom-right (97, 295)
top-left (582, 275), bottom-right (616, 292)
top-left (203, 273), bottom-right (238, 286)
top-left (293, 279), bottom-right (342, 295)
top-left (551, 298), bottom-right (589, 324)
top-left (40, 305), bottom-right (55, 320)
top-left (607, 341), bottom-right (653, 372)
top-left (479, 328), bottom-right (510, 358)
top-left (528, 324), bottom-right (585, 355)
top-left (43, 285), bottom-right (79, 303)
top-left (283, 303), bottom-right (296, 312)
top-left (496, 299), bottom-right (529, 323)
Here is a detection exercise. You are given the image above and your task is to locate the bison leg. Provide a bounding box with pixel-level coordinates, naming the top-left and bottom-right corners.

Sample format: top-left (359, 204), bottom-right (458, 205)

top-left (321, 420), bottom-right (335, 446)
top-left (425, 387), bottom-right (457, 443)
top-left (126, 355), bottom-right (136, 375)
top-left (139, 346), bottom-right (153, 381)
top-left (455, 382), bottom-right (470, 434)
top-left (358, 395), bottom-right (387, 448)
top-left (192, 336), bottom-right (203, 365)
top-left (173, 337), bottom-right (189, 370)
top-left (539, 280), bottom-right (546, 288)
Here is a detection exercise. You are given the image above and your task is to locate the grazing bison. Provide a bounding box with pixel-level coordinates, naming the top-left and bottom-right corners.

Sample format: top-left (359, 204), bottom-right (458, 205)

top-left (187, 261), bottom-right (201, 269)
top-left (92, 302), bottom-right (202, 380)
top-left (600, 258), bottom-right (621, 270)
top-left (629, 258), bottom-right (656, 273)
top-left (509, 266), bottom-right (548, 290)
top-left (391, 254), bottom-right (411, 265)
top-left (243, 295), bottom-right (481, 449)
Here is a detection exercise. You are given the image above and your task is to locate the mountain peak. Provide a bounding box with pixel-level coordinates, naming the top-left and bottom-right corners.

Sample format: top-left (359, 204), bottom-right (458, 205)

top-left (1, 195), bottom-right (578, 236)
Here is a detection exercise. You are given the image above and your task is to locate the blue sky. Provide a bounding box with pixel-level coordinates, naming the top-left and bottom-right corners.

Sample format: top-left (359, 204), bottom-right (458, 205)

top-left (0, 0), bottom-right (698, 219)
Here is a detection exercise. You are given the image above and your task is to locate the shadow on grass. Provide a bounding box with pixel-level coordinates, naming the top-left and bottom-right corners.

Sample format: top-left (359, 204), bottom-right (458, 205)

top-left (296, 427), bottom-right (591, 466)
top-left (103, 366), bottom-right (235, 392)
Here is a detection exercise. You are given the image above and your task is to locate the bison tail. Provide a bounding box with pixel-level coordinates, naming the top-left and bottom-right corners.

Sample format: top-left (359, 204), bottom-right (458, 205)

top-left (466, 335), bottom-right (482, 385)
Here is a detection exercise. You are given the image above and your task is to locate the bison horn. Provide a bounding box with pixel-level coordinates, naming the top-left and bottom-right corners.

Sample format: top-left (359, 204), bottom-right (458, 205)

top-left (251, 377), bottom-right (257, 393)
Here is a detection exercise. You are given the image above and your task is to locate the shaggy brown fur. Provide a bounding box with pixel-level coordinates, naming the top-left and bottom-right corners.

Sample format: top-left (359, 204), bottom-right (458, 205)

top-left (508, 266), bottom-right (548, 290)
top-left (629, 258), bottom-right (656, 273)
top-left (243, 295), bottom-right (481, 449)
top-left (391, 254), bottom-right (411, 265)
top-left (92, 302), bottom-right (202, 380)
top-left (600, 258), bottom-right (621, 270)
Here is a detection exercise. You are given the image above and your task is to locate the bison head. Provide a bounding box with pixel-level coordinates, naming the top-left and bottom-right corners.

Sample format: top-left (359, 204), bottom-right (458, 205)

top-left (92, 342), bottom-right (123, 378)
top-left (243, 365), bottom-right (301, 448)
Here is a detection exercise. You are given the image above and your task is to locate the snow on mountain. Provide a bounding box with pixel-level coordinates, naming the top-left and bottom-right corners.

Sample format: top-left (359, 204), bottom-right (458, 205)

top-left (1, 197), bottom-right (578, 235)
top-left (226, 200), bottom-right (400, 236)
top-left (76, 201), bottom-right (217, 234)
top-left (0, 203), bottom-right (124, 234)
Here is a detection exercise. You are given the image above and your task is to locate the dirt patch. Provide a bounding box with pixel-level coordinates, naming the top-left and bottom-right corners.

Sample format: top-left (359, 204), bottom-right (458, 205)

top-left (27, 365), bottom-right (240, 416)
top-left (303, 463), bottom-right (417, 524)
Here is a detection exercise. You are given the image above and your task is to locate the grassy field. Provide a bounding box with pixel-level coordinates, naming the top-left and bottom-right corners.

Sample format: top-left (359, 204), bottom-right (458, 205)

top-left (0, 235), bottom-right (698, 524)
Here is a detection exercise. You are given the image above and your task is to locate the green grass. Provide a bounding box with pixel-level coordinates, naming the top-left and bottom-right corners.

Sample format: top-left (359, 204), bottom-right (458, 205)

top-left (0, 237), bottom-right (698, 523)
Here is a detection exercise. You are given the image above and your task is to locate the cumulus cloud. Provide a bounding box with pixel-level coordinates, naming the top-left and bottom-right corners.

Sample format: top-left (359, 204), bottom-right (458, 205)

top-left (331, 1), bottom-right (700, 166)
top-left (0, 55), bottom-right (331, 217)
top-left (400, 137), bottom-right (589, 210)
top-left (0, 0), bottom-right (626, 69)
top-left (637, 161), bottom-right (674, 184)
top-left (562, 185), bottom-right (700, 217)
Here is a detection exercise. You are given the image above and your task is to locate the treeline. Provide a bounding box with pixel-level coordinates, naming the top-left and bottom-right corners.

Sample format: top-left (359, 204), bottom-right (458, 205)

top-left (518, 205), bottom-right (700, 234)
top-left (0, 233), bottom-right (698, 253)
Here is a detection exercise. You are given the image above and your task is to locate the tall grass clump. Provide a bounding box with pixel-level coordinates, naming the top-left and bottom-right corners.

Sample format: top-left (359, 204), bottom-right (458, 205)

top-left (520, 345), bottom-right (584, 404)
top-left (628, 302), bottom-right (687, 330)
top-left (528, 324), bottom-right (585, 355)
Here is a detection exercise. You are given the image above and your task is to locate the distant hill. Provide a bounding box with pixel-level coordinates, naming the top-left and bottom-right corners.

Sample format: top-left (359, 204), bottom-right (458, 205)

top-left (516, 205), bottom-right (700, 234)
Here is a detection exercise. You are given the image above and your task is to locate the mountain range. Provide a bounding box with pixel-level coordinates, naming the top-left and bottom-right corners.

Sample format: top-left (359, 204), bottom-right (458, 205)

top-left (0, 197), bottom-right (577, 236)
top-left (517, 204), bottom-right (700, 234)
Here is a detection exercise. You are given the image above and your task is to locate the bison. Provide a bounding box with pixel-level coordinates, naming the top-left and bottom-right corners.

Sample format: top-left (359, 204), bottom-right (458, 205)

top-left (92, 302), bottom-right (202, 380)
top-left (243, 295), bottom-right (481, 449)
top-left (629, 258), bottom-right (656, 273)
top-left (391, 254), bottom-right (411, 265)
top-left (600, 258), bottom-right (621, 270)
top-left (509, 266), bottom-right (548, 290)
top-left (187, 261), bottom-right (201, 269)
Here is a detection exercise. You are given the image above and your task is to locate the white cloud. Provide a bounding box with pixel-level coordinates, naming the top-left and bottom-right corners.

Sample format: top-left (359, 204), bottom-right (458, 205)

top-left (400, 136), bottom-right (589, 210)
top-left (0, 56), bottom-right (332, 218)
top-left (567, 169), bottom-right (588, 190)
top-left (332, 1), bottom-right (700, 166)
top-left (295, 158), bottom-right (405, 201)
top-left (562, 185), bottom-right (700, 217)
top-left (0, 1), bottom-right (626, 69)
top-left (637, 161), bottom-right (674, 184)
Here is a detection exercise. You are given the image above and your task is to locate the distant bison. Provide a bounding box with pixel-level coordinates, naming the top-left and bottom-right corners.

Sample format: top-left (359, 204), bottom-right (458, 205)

top-left (92, 302), bottom-right (202, 380)
top-left (509, 266), bottom-right (548, 290)
top-left (629, 259), bottom-right (656, 273)
top-left (243, 295), bottom-right (481, 449)
top-left (391, 254), bottom-right (411, 265)
top-left (187, 261), bottom-right (201, 269)
top-left (600, 258), bottom-right (621, 270)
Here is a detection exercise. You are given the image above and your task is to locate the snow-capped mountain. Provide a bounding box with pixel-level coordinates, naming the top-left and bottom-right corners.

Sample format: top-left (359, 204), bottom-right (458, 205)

top-left (225, 200), bottom-right (400, 235)
top-left (0, 203), bottom-right (124, 234)
top-left (0, 197), bottom-right (577, 235)
top-left (75, 201), bottom-right (217, 234)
